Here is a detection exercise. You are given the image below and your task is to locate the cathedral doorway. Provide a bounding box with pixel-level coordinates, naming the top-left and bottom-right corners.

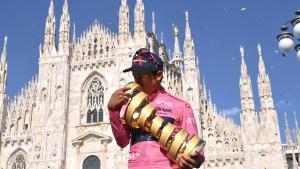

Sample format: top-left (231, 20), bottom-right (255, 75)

top-left (83, 155), bottom-right (101, 169)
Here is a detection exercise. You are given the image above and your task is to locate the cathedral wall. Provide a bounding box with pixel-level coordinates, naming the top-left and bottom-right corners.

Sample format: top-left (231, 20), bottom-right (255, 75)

top-left (65, 59), bottom-right (128, 169)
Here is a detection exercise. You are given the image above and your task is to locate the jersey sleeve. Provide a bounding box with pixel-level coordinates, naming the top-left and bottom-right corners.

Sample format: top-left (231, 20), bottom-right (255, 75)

top-left (109, 105), bottom-right (130, 148)
top-left (179, 102), bottom-right (205, 166)
top-left (179, 103), bottom-right (198, 137)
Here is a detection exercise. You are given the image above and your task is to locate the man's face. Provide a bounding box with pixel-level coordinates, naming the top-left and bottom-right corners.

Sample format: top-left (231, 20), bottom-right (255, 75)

top-left (132, 71), bottom-right (163, 94)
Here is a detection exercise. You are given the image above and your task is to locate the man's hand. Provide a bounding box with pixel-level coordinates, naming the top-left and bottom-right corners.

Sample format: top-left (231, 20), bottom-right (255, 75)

top-left (107, 87), bottom-right (130, 111)
top-left (176, 154), bottom-right (201, 169)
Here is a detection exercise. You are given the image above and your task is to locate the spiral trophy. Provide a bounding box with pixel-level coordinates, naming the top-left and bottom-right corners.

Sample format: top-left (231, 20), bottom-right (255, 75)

top-left (123, 82), bottom-right (206, 161)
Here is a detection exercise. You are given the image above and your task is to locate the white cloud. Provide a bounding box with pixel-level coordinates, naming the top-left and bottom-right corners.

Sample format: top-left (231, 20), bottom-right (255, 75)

top-left (221, 107), bottom-right (241, 116)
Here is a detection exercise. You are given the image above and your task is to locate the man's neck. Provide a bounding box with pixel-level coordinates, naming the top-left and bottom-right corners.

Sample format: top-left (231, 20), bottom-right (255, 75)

top-left (143, 84), bottom-right (162, 96)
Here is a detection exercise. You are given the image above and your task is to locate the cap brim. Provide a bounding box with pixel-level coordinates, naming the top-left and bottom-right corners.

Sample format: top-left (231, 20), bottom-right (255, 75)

top-left (122, 66), bottom-right (152, 74)
top-left (122, 67), bottom-right (132, 73)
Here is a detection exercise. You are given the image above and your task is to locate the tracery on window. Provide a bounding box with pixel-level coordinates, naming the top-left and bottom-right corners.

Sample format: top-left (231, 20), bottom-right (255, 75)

top-left (12, 154), bottom-right (26, 169)
top-left (7, 151), bottom-right (26, 169)
top-left (86, 79), bottom-right (104, 123)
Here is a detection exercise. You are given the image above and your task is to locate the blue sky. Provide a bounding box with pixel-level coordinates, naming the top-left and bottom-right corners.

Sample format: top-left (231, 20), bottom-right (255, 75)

top-left (0, 0), bottom-right (299, 143)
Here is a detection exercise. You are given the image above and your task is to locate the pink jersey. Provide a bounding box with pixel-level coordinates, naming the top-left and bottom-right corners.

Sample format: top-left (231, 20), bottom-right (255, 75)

top-left (109, 89), bottom-right (205, 169)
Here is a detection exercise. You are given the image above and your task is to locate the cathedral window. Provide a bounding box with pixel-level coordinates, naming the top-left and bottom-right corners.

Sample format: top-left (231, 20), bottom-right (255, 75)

top-left (83, 155), bottom-right (100, 169)
top-left (7, 150), bottom-right (26, 169)
top-left (12, 154), bottom-right (26, 169)
top-left (17, 118), bottom-right (22, 132)
top-left (86, 79), bottom-right (104, 123)
top-left (41, 88), bottom-right (47, 101)
top-left (10, 124), bottom-right (14, 133)
top-left (24, 124), bottom-right (28, 131)
top-left (24, 111), bottom-right (30, 130)
top-left (94, 45), bottom-right (97, 55)
top-left (187, 88), bottom-right (194, 103)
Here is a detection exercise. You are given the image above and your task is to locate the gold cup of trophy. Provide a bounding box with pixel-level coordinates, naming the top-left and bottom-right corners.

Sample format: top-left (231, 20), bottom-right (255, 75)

top-left (123, 82), bottom-right (206, 161)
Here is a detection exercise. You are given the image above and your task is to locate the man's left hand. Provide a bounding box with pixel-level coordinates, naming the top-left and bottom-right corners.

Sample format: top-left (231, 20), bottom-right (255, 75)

top-left (176, 154), bottom-right (201, 169)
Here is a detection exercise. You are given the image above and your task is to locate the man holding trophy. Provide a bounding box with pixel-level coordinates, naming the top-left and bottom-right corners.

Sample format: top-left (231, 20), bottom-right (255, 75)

top-left (108, 48), bottom-right (205, 169)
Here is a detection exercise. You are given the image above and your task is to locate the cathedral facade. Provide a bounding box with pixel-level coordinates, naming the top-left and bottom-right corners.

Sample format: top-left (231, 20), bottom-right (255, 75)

top-left (0, 0), bottom-right (299, 169)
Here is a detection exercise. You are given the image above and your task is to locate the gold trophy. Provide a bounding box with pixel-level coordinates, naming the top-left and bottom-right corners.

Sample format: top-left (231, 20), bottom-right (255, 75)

top-left (123, 82), bottom-right (206, 161)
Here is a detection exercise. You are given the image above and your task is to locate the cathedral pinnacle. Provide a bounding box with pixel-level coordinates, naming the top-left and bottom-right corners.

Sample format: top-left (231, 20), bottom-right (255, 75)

top-left (185, 11), bottom-right (189, 22)
top-left (185, 11), bottom-right (191, 39)
top-left (3, 36), bottom-right (7, 48)
top-left (285, 112), bottom-right (293, 145)
top-left (119, 0), bottom-right (130, 44)
top-left (240, 46), bottom-right (245, 63)
top-left (295, 112), bottom-right (299, 131)
top-left (152, 12), bottom-right (156, 35)
top-left (161, 32), bottom-right (164, 43)
top-left (49, 0), bottom-right (54, 16)
top-left (202, 76), bottom-right (207, 99)
top-left (63, 0), bottom-right (69, 14)
top-left (172, 24), bottom-right (182, 68)
top-left (73, 22), bottom-right (76, 44)
top-left (58, 0), bottom-right (70, 55)
top-left (257, 43), bottom-right (266, 75)
top-left (43, 0), bottom-right (56, 55)
top-left (257, 43), bottom-right (262, 58)
top-left (134, 0), bottom-right (145, 42)
top-left (173, 25), bottom-right (180, 54)
top-left (173, 25), bottom-right (179, 37)
top-left (294, 111), bottom-right (300, 144)
top-left (1, 36), bottom-right (7, 63)
top-left (208, 89), bottom-right (211, 102)
top-left (240, 46), bottom-right (248, 76)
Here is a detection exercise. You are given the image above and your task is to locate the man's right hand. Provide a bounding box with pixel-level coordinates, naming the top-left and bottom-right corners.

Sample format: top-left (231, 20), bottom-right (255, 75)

top-left (107, 87), bottom-right (130, 111)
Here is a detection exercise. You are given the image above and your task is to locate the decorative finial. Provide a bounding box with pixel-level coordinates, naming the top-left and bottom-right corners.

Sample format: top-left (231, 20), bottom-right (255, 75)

top-left (73, 22), bottom-right (76, 43)
top-left (173, 25), bottom-right (179, 37)
top-left (160, 32), bottom-right (164, 43)
top-left (285, 112), bottom-right (287, 119)
top-left (185, 11), bottom-right (189, 22)
top-left (152, 11), bottom-right (156, 35)
top-left (294, 111), bottom-right (299, 129)
top-left (152, 11), bottom-right (155, 22)
top-left (4, 36), bottom-right (7, 47)
top-left (63, 0), bottom-right (68, 14)
top-left (49, 0), bottom-right (54, 16)
top-left (257, 43), bottom-right (262, 56)
top-left (240, 46), bottom-right (245, 58)
top-left (39, 44), bottom-right (42, 55)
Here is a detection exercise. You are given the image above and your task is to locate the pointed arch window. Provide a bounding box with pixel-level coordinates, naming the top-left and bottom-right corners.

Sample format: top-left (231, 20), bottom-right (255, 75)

top-left (17, 117), bottom-right (22, 132)
top-left (94, 45), bottom-right (98, 55)
top-left (87, 79), bottom-right (104, 123)
top-left (12, 154), bottom-right (26, 169)
top-left (7, 150), bottom-right (26, 169)
top-left (24, 110), bottom-right (29, 130)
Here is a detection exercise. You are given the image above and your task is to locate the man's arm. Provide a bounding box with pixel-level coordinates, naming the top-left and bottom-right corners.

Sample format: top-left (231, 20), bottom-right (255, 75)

top-left (177, 103), bottom-right (205, 168)
top-left (109, 108), bottom-right (130, 148)
top-left (107, 87), bottom-right (131, 148)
